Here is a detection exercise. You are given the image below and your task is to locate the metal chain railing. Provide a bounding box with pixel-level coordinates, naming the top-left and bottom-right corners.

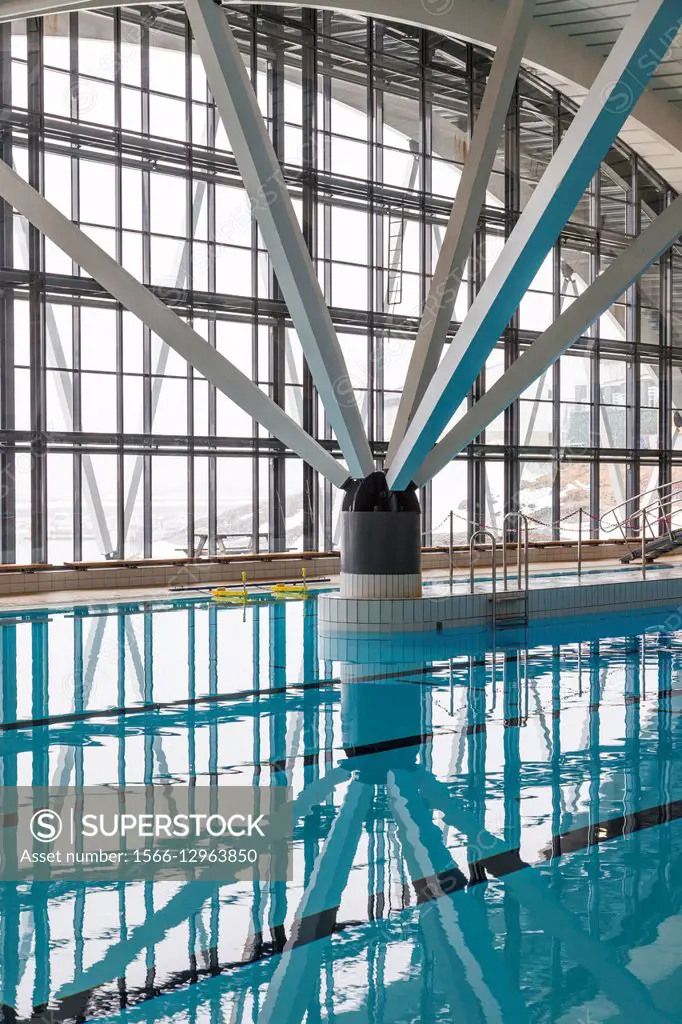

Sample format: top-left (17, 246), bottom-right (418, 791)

top-left (432, 505), bottom-right (598, 540)
top-left (438, 504), bottom-right (612, 587)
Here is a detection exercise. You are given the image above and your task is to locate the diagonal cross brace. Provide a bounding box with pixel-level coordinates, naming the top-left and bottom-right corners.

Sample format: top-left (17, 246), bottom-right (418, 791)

top-left (386, 0), bottom-right (536, 465)
top-left (0, 159), bottom-right (350, 489)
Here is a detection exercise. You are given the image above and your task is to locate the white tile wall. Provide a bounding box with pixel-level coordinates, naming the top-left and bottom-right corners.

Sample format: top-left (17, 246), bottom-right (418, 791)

top-left (0, 554), bottom-right (342, 599)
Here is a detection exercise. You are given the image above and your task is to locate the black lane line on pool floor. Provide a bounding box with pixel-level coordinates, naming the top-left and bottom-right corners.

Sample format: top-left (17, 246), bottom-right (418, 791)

top-left (6, 640), bottom-right (668, 733)
top-left (6, 794), bottom-right (682, 1024)
top-left (290, 798), bottom-right (682, 952)
top-left (3, 684), bottom-right (679, 781)
top-left (0, 677), bottom-right (341, 731)
top-left (3, 664), bottom-right (680, 734)
top-left (0, 663), bottom-right (448, 731)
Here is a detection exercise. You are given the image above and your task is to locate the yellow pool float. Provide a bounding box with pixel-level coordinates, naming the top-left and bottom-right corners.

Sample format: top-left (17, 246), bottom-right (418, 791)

top-left (211, 569), bottom-right (311, 601)
top-left (211, 572), bottom-right (250, 602)
top-left (272, 568), bottom-right (309, 598)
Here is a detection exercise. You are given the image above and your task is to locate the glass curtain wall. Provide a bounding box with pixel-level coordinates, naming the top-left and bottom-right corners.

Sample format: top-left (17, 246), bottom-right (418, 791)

top-left (0, 5), bottom-right (679, 563)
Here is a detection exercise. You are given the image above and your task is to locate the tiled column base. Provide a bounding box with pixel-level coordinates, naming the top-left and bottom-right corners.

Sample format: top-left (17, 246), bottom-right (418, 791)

top-left (340, 572), bottom-right (422, 599)
top-left (318, 592), bottom-right (459, 633)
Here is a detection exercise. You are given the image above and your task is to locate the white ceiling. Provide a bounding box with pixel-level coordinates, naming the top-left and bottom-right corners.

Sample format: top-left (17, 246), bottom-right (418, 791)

top-left (2, 0), bottom-right (682, 190)
top-left (528, 0), bottom-right (682, 188)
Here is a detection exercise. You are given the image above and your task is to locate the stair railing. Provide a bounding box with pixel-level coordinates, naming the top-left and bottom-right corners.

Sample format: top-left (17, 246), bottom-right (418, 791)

top-left (641, 510), bottom-right (648, 580)
top-left (600, 480), bottom-right (682, 563)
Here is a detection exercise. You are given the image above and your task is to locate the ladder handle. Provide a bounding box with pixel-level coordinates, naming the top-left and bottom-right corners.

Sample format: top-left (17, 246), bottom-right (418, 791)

top-left (469, 530), bottom-right (497, 598)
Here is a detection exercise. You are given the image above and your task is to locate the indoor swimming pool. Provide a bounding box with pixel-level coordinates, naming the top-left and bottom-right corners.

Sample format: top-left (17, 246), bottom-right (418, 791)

top-left (0, 592), bottom-right (681, 1023)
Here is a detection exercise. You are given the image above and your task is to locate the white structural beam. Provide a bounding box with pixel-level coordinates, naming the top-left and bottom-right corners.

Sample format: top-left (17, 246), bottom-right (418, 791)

top-left (416, 770), bottom-right (672, 1023)
top-left (414, 194), bottom-right (682, 486)
top-left (387, 0), bottom-right (682, 491)
top-left (386, 0), bottom-right (535, 466)
top-left (387, 770), bottom-right (528, 1021)
top-left (0, 159), bottom-right (349, 489)
top-left (0, 0), bottom-right (88, 14)
top-left (258, 780), bottom-right (373, 1024)
top-left (186, 0), bottom-right (374, 480)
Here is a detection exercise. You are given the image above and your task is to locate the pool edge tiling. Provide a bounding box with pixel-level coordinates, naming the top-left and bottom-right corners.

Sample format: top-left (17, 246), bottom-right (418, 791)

top-left (318, 567), bottom-right (682, 634)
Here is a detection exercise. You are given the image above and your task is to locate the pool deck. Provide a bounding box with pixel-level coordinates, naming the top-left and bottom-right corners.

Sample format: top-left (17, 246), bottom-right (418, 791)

top-left (427, 557), bottom-right (682, 601)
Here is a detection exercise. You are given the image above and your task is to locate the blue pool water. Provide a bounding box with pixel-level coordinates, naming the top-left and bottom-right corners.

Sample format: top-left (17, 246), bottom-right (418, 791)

top-left (0, 593), bottom-right (681, 1022)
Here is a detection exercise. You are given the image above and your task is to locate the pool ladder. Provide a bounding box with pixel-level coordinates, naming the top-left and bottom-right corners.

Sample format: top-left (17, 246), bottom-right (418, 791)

top-left (469, 512), bottom-right (530, 635)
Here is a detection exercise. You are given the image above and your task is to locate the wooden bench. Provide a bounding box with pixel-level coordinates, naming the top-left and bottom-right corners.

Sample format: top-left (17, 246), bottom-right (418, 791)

top-left (0, 563), bottom-right (56, 574)
top-left (0, 539), bottom-right (631, 577)
top-left (62, 557), bottom-right (204, 571)
top-left (209, 550), bottom-right (339, 564)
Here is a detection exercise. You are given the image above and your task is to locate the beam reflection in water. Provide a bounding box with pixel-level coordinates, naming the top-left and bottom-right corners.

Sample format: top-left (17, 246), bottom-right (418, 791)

top-left (0, 595), bottom-right (681, 1023)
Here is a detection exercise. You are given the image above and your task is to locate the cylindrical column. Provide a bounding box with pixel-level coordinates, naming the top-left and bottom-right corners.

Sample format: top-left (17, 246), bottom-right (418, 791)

top-left (339, 472), bottom-right (422, 599)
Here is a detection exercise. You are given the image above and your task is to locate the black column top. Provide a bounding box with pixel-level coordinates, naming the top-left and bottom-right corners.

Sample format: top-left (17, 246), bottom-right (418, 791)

top-left (342, 471), bottom-right (420, 514)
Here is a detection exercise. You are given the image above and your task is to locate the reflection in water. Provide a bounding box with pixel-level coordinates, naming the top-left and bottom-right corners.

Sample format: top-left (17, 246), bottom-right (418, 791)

top-left (0, 597), bottom-right (681, 1023)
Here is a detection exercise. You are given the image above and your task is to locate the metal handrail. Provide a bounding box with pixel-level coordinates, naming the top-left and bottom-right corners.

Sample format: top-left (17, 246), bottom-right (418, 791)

top-left (600, 479), bottom-right (682, 564)
top-left (622, 490), bottom-right (682, 531)
top-left (601, 478), bottom-right (679, 521)
top-left (469, 530), bottom-right (497, 597)
top-left (469, 530), bottom-right (497, 649)
top-left (502, 512), bottom-right (530, 593)
top-left (600, 480), bottom-right (682, 534)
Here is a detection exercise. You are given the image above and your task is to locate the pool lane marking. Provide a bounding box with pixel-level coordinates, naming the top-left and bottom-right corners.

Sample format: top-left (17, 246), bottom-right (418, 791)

top-left (3, 664), bottom-right (679, 734)
top-left (0, 677), bottom-right (341, 731)
top-left (3, 682), bottom-right (680, 786)
top-left (0, 664), bottom-right (443, 731)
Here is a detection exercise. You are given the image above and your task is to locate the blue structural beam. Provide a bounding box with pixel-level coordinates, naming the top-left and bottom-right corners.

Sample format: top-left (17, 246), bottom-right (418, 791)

top-left (387, 0), bottom-right (682, 491)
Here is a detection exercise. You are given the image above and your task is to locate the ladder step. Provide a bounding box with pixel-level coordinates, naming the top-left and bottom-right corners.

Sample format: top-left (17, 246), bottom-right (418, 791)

top-left (496, 616), bottom-right (528, 628)
top-left (491, 589), bottom-right (528, 630)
